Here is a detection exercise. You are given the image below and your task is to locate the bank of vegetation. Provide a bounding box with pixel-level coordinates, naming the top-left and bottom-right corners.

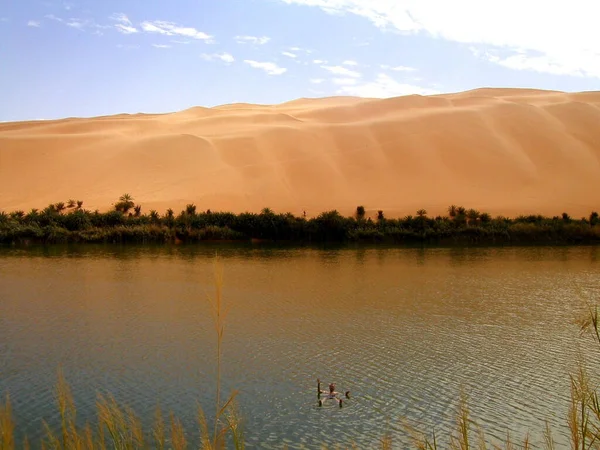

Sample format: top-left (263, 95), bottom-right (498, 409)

top-left (2, 195), bottom-right (600, 245)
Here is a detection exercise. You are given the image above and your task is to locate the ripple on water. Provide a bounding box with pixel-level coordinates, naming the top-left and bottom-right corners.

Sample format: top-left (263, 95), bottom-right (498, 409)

top-left (1, 245), bottom-right (599, 448)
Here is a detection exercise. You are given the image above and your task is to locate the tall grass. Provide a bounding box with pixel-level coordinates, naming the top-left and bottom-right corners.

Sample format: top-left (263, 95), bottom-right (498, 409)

top-left (0, 395), bottom-right (14, 450)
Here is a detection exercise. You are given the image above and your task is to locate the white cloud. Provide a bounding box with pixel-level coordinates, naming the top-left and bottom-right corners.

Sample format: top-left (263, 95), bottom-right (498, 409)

top-left (115, 24), bottom-right (137, 34)
top-left (152, 44), bottom-right (171, 49)
top-left (321, 65), bottom-right (361, 77)
top-left (235, 35), bottom-right (270, 45)
top-left (312, 59), bottom-right (326, 64)
top-left (380, 64), bottom-right (417, 72)
top-left (332, 78), bottom-right (358, 85)
top-left (201, 52), bottom-right (235, 63)
top-left (45, 14), bottom-right (97, 31)
top-left (343, 60), bottom-right (358, 66)
top-left (66, 20), bottom-right (86, 29)
top-left (117, 44), bottom-right (139, 50)
top-left (337, 73), bottom-right (440, 97)
top-left (281, 51), bottom-right (297, 58)
top-left (278, 0), bottom-right (600, 78)
top-left (310, 78), bottom-right (325, 84)
top-left (141, 21), bottom-right (213, 42)
top-left (244, 60), bottom-right (287, 75)
top-left (111, 13), bottom-right (131, 25)
top-left (484, 52), bottom-right (594, 77)
top-left (27, 20), bottom-right (41, 27)
top-left (288, 46), bottom-right (312, 54)
top-left (110, 13), bottom-right (138, 34)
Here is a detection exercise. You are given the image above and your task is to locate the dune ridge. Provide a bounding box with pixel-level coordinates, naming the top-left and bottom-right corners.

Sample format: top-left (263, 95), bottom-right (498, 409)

top-left (1, 88), bottom-right (600, 218)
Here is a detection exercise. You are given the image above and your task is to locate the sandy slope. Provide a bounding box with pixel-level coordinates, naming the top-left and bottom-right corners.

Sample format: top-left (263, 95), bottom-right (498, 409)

top-left (2, 88), bottom-right (600, 218)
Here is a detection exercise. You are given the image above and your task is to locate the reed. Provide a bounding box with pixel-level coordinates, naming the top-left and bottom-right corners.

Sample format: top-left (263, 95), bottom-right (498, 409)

top-left (0, 394), bottom-right (14, 450)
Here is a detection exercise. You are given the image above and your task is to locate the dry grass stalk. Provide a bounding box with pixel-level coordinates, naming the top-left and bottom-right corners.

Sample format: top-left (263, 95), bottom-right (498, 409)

top-left (0, 394), bottom-right (14, 450)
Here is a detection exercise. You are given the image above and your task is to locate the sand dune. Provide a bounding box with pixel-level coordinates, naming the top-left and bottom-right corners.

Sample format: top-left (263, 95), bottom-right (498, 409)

top-left (1, 88), bottom-right (600, 218)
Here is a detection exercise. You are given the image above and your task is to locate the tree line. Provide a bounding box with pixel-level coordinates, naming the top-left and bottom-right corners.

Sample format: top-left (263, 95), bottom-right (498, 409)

top-left (1, 194), bottom-right (600, 245)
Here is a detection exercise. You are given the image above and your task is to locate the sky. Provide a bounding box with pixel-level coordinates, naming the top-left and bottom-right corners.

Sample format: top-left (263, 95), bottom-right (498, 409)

top-left (1, 0), bottom-right (599, 121)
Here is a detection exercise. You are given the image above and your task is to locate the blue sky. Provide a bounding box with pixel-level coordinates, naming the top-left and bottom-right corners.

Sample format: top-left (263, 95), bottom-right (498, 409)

top-left (1, 0), bottom-right (599, 121)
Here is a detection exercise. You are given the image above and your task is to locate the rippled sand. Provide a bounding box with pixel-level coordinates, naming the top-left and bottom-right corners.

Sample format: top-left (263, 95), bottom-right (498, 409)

top-left (1, 88), bottom-right (600, 218)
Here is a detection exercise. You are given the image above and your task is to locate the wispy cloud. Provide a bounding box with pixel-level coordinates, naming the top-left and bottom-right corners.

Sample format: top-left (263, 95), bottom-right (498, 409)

top-left (337, 73), bottom-right (439, 97)
top-left (278, 0), bottom-right (600, 78)
top-left (312, 59), bottom-right (326, 64)
top-left (288, 46), bottom-right (312, 54)
top-left (141, 21), bottom-right (213, 42)
top-left (477, 50), bottom-right (591, 77)
top-left (310, 78), bottom-right (325, 84)
top-left (244, 60), bottom-right (287, 75)
top-left (332, 78), bottom-right (358, 85)
top-left (201, 52), bottom-right (235, 63)
top-left (152, 44), bottom-right (171, 49)
top-left (45, 14), bottom-right (104, 32)
top-left (281, 51), bottom-right (297, 58)
top-left (27, 20), bottom-right (41, 27)
top-left (110, 13), bottom-right (138, 34)
top-left (321, 65), bottom-right (361, 78)
top-left (117, 43), bottom-right (139, 50)
top-left (65, 19), bottom-right (87, 30)
top-left (235, 35), bottom-right (270, 45)
top-left (343, 60), bottom-right (358, 66)
top-left (381, 64), bottom-right (417, 72)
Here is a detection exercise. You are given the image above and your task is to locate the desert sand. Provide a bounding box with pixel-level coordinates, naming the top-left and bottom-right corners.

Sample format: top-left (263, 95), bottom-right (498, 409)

top-left (1, 88), bottom-right (600, 218)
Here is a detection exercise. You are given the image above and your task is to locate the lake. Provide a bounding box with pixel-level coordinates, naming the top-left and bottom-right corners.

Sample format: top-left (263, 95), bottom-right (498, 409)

top-left (1, 244), bottom-right (600, 448)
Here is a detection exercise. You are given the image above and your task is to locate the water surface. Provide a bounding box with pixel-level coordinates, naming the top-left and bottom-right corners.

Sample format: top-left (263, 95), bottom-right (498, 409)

top-left (1, 245), bottom-right (600, 448)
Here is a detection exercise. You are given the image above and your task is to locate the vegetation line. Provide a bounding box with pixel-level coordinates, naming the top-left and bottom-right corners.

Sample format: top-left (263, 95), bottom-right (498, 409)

top-left (2, 194), bottom-right (600, 245)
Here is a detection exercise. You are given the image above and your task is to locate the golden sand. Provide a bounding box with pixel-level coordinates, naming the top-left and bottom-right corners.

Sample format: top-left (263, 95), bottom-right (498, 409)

top-left (1, 88), bottom-right (599, 218)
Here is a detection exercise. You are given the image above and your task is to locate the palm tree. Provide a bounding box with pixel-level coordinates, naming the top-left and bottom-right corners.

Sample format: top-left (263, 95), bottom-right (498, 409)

top-left (480, 212), bottom-right (491, 223)
top-left (149, 210), bottom-right (159, 222)
top-left (186, 204), bottom-right (197, 215)
top-left (67, 199), bottom-right (76, 208)
top-left (356, 206), bottom-right (366, 221)
top-left (590, 211), bottom-right (599, 225)
top-left (134, 205), bottom-right (142, 217)
top-left (416, 209), bottom-right (428, 218)
top-left (115, 193), bottom-right (134, 213)
top-left (25, 209), bottom-right (39, 223)
top-left (448, 205), bottom-right (458, 218)
top-left (261, 207), bottom-right (274, 215)
top-left (466, 209), bottom-right (480, 225)
top-left (55, 202), bottom-right (66, 214)
top-left (457, 206), bottom-right (466, 216)
top-left (166, 208), bottom-right (174, 219)
top-left (10, 210), bottom-right (25, 220)
top-left (377, 210), bottom-right (385, 221)
top-left (76, 200), bottom-right (83, 210)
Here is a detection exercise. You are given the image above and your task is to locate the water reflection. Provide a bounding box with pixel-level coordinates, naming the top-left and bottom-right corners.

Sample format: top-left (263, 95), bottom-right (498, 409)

top-left (1, 245), bottom-right (600, 448)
